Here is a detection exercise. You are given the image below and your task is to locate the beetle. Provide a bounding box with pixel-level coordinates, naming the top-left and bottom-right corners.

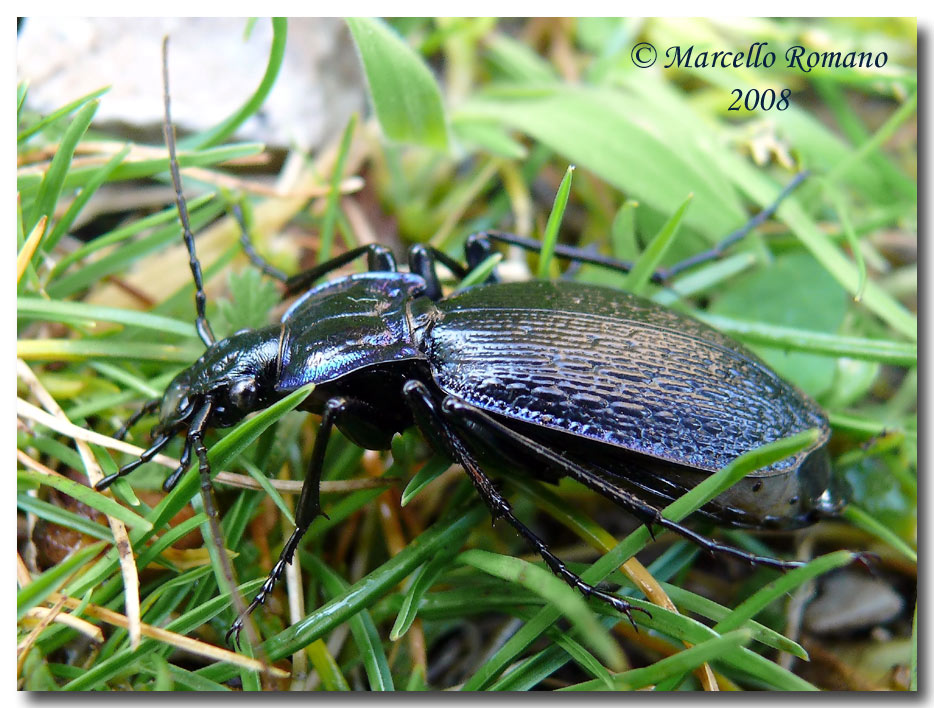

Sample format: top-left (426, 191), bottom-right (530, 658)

top-left (96, 43), bottom-right (845, 646)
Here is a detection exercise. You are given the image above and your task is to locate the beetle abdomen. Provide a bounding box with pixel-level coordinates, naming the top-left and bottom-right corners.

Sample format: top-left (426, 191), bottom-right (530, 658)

top-left (428, 280), bottom-right (828, 475)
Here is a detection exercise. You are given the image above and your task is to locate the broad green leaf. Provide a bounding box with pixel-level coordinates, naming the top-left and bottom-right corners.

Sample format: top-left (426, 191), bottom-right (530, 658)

top-left (347, 18), bottom-right (449, 151)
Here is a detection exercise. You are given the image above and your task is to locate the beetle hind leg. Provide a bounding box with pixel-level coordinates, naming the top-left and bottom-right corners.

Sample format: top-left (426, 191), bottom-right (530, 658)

top-left (444, 398), bottom-right (805, 573)
top-left (402, 382), bottom-right (648, 627)
top-left (448, 419), bottom-right (649, 627)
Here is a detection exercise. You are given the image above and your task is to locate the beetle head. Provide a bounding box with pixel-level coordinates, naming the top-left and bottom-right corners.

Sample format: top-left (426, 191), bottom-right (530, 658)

top-left (155, 326), bottom-right (282, 433)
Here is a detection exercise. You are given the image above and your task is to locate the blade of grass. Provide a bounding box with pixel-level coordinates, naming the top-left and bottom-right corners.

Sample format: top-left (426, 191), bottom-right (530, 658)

top-left (624, 192), bottom-right (692, 295)
top-left (537, 165), bottom-right (574, 279)
top-left (180, 18), bottom-right (287, 150)
top-left (24, 99), bottom-right (99, 232)
top-left (16, 494), bottom-right (113, 542)
top-left (317, 114), bottom-right (357, 263)
top-left (17, 542), bottom-right (106, 619)
top-left (559, 629), bottom-right (754, 691)
top-left (461, 429), bottom-right (821, 690)
top-left (842, 504), bottom-right (917, 563)
top-left (390, 553), bottom-right (454, 641)
top-left (307, 555), bottom-right (394, 691)
top-left (347, 18), bottom-right (449, 151)
top-left (458, 548), bottom-right (624, 671)
top-left (17, 86), bottom-right (109, 144)
top-left (400, 455), bottom-right (451, 506)
top-left (17, 468), bottom-right (152, 532)
top-left (18, 297), bottom-right (196, 338)
top-left (694, 313), bottom-right (916, 366)
top-left (41, 144), bottom-right (132, 256)
top-left (17, 339), bottom-right (200, 363)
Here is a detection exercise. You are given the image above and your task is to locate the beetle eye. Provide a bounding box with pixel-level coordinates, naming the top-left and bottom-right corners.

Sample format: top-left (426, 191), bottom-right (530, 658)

top-left (229, 379), bottom-right (257, 411)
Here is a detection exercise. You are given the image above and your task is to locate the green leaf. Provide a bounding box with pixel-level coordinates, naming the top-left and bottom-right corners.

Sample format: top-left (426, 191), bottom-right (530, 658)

top-left (16, 494), bottom-right (112, 542)
top-left (456, 86), bottom-right (744, 239)
top-left (181, 18), bottom-right (287, 150)
top-left (390, 553), bottom-right (454, 641)
top-left (40, 145), bottom-right (131, 256)
top-left (347, 18), bottom-right (449, 151)
top-left (560, 630), bottom-right (754, 691)
top-left (17, 85), bottom-right (109, 144)
top-left (18, 297), bottom-right (196, 338)
top-left (318, 114), bottom-right (358, 263)
top-left (216, 268), bottom-right (280, 336)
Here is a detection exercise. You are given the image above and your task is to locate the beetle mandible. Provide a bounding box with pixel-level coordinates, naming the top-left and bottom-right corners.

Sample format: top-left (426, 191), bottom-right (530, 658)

top-left (97, 42), bottom-right (845, 646)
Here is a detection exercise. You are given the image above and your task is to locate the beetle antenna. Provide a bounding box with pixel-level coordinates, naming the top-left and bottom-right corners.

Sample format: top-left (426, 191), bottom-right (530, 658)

top-left (162, 36), bottom-right (216, 348)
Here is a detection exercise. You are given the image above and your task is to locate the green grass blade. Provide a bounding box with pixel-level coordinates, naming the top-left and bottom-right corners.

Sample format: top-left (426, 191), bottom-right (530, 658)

top-left (560, 629), bottom-right (753, 691)
top-left (458, 549), bottom-right (624, 671)
top-left (181, 18), bottom-right (287, 150)
top-left (390, 553), bottom-right (453, 641)
top-left (347, 18), bottom-right (449, 151)
top-left (400, 455), bottom-right (451, 506)
top-left (41, 144), bottom-right (131, 256)
top-left (318, 114), bottom-right (357, 263)
top-left (25, 99), bottom-right (99, 232)
top-left (537, 165), bottom-right (574, 279)
top-left (842, 505), bottom-right (917, 563)
top-left (624, 192), bottom-right (692, 295)
top-left (17, 469), bottom-right (152, 531)
top-left (17, 493), bottom-right (113, 542)
top-left (18, 297), bottom-right (196, 338)
top-left (17, 541), bottom-right (106, 619)
top-left (309, 555), bottom-right (394, 691)
top-left (714, 551), bottom-right (855, 634)
top-left (17, 339), bottom-right (200, 363)
top-left (241, 458), bottom-right (294, 525)
top-left (695, 313), bottom-right (916, 365)
top-left (17, 86), bottom-right (108, 144)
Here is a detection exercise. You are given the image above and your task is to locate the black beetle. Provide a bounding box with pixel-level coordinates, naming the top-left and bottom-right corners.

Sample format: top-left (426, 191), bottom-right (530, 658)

top-left (97, 42), bottom-right (845, 645)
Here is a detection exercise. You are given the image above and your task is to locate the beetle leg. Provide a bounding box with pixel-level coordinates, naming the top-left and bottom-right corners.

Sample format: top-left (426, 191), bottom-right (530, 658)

top-left (463, 232), bottom-right (501, 283)
top-left (232, 201), bottom-right (289, 282)
top-left (657, 171), bottom-right (809, 281)
top-left (402, 382), bottom-right (648, 627)
top-left (113, 398), bottom-right (160, 441)
top-left (228, 396), bottom-right (364, 646)
top-left (281, 245), bottom-right (397, 297)
top-left (471, 172), bottom-right (808, 285)
top-left (96, 432), bottom-right (176, 490)
top-left (162, 436), bottom-right (193, 492)
top-left (407, 244), bottom-right (470, 301)
top-left (444, 399), bottom-right (806, 573)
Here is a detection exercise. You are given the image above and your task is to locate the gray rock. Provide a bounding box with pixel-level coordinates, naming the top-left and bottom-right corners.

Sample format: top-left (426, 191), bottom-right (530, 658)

top-left (17, 17), bottom-right (366, 151)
